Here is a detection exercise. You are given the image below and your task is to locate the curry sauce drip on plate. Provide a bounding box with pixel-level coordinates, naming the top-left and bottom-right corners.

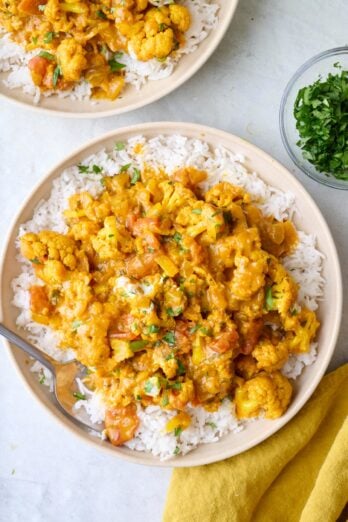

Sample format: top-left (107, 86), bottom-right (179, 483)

top-left (0, 0), bottom-right (191, 99)
top-left (19, 165), bottom-right (319, 445)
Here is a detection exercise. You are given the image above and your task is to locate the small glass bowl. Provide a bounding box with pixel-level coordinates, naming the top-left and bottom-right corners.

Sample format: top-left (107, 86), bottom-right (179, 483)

top-left (280, 47), bottom-right (348, 190)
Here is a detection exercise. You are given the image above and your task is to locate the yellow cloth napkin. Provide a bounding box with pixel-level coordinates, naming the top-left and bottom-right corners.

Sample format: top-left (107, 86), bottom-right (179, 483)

top-left (164, 364), bottom-right (348, 522)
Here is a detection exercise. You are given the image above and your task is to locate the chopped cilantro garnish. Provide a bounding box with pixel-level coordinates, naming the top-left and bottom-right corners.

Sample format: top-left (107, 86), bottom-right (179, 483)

top-left (163, 331), bottom-right (175, 346)
top-left (147, 324), bottom-right (160, 334)
top-left (52, 65), bottom-right (61, 88)
top-left (120, 163), bottom-right (131, 173)
top-left (173, 446), bottom-right (180, 455)
top-left (174, 426), bottom-right (183, 437)
top-left (38, 50), bottom-right (55, 61)
top-left (144, 380), bottom-right (153, 394)
top-left (166, 307), bottom-right (183, 317)
top-left (294, 69), bottom-right (348, 180)
top-left (32, 36), bottom-right (38, 45)
top-left (161, 394), bottom-right (169, 407)
top-left (108, 57), bottom-right (126, 72)
top-left (73, 391), bottom-right (86, 400)
top-left (130, 168), bottom-right (141, 185)
top-left (39, 374), bottom-right (45, 385)
top-left (43, 31), bottom-right (56, 43)
top-left (189, 324), bottom-right (200, 334)
top-left (206, 421), bottom-right (217, 429)
top-left (170, 382), bottom-right (182, 390)
top-left (29, 257), bottom-right (41, 265)
top-left (172, 231), bottom-right (182, 243)
top-left (96, 9), bottom-right (107, 19)
top-left (71, 320), bottom-right (82, 332)
top-left (115, 142), bottom-right (125, 151)
top-left (176, 359), bottom-right (186, 376)
top-left (265, 286), bottom-right (275, 311)
top-left (191, 208), bottom-right (202, 215)
top-left (129, 339), bottom-right (149, 351)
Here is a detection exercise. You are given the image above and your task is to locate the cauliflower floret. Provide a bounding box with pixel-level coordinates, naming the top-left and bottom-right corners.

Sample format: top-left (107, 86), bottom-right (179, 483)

top-left (205, 182), bottom-right (248, 208)
top-left (267, 258), bottom-right (298, 317)
top-left (56, 38), bottom-right (87, 82)
top-left (235, 355), bottom-right (259, 379)
top-left (235, 372), bottom-right (292, 419)
top-left (229, 251), bottom-right (268, 300)
top-left (169, 4), bottom-right (190, 32)
top-left (43, 0), bottom-right (60, 21)
top-left (130, 27), bottom-right (174, 61)
top-left (252, 339), bottom-right (289, 371)
top-left (162, 279), bottom-right (187, 316)
top-left (20, 231), bottom-right (78, 270)
top-left (168, 379), bottom-right (195, 410)
top-left (284, 308), bottom-right (320, 353)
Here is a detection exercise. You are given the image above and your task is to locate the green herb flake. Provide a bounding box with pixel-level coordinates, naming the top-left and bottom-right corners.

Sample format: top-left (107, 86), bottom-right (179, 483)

top-left (52, 65), bottom-right (61, 88)
top-left (38, 50), bottom-right (55, 61)
top-left (129, 339), bottom-right (149, 352)
top-left (191, 208), bottom-right (202, 215)
top-left (174, 426), bottom-right (183, 437)
top-left (206, 421), bottom-right (217, 429)
top-left (265, 286), bottom-right (274, 311)
top-left (73, 391), bottom-right (86, 401)
top-left (39, 374), bottom-right (45, 385)
top-left (96, 9), bottom-right (107, 19)
top-left (161, 393), bottom-right (169, 407)
top-left (115, 142), bottom-right (125, 151)
top-left (29, 257), bottom-right (41, 265)
top-left (163, 331), bottom-right (176, 346)
top-left (43, 31), bottom-right (56, 43)
top-left (173, 446), bottom-right (180, 455)
top-left (130, 168), bottom-right (141, 185)
top-left (136, 394), bottom-right (142, 401)
top-left (147, 324), bottom-right (160, 334)
top-left (172, 231), bottom-right (182, 243)
top-left (170, 382), bottom-right (182, 390)
top-left (32, 36), bottom-right (38, 45)
top-left (120, 163), bottom-right (131, 173)
top-left (189, 324), bottom-right (200, 334)
top-left (71, 320), bottom-right (82, 332)
top-left (144, 380), bottom-right (153, 394)
top-left (176, 359), bottom-right (186, 376)
top-left (166, 307), bottom-right (183, 317)
top-left (108, 57), bottom-right (126, 72)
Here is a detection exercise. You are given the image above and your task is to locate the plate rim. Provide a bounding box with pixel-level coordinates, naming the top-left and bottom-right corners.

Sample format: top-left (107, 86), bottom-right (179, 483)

top-left (0, 0), bottom-right (239, 118)
top-left (0, 121), bottom-right (342, 467)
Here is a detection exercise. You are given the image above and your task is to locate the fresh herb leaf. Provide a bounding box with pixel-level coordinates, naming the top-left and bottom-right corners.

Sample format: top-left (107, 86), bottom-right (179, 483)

top-left (29, 257), bottom-right (41, 265)
top-left (166, 307), bottom-right (183, 317)
top-left (43, 31), bottom-right (56, 43)
top-left (71, 320), bottom-right (82, 332)
top-left (120, 163), bottom-right (131, 173)
top-left (96, 9), bottom-right (107, 19)
top-left (115, 142), bottom-right (125, 151)
top-left (174, 426), bottom-right (182, 437)
top-left (129, 339), bottom-right (149, 351)
top-left (108, 57), bottom-right (126, 72)
top-left (173, 446), bottom-right (180, 455)
top-left (163, 331), bottom-right (175, 346)
top-left (38, 50), bottom-right (55, 61)
top-left (191, 208), bottom-right (202, 215)
top-left (77, 164), bottom-right (89, 173)
top-left (294, 69), bottom-right (348, 180)
top-left (176, 359), bottom-right (186, 376)
top-left (265, 286), bottom-right (274, 311)
top-left (161, 393), bottom-right (169, 407)
top-left (144, 380), bottom-right (153, 394)
top-left (189, 324), bottom-right (200, 334)
top-left (130, 168), bottom-right (141, 185)
top-left (39, 374), bottom-right (45, 385)
top-left (73, 391), bottom-right (86, 400)
top-left (169, 382), bottom-right (182, 390)
top-left (147, 324), bottom-right (160, 334)
top-left (52, 65), bottom-right (61, 88)
top-left (92, 165), bottom-right (102, 174)
top-left (206, 421), bottom-right (217, 429)
top-left (172, 231), bottom-right (182, 243)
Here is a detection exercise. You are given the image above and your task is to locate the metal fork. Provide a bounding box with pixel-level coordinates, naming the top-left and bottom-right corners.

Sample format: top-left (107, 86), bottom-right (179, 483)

top-left (0, 323), bottom-right (103, 434)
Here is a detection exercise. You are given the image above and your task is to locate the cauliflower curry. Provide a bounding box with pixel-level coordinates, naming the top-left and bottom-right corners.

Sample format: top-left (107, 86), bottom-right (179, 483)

top-left (0, 0), bottom-right (191, 99)
top-left (19, 163), bottom-right (319, 446)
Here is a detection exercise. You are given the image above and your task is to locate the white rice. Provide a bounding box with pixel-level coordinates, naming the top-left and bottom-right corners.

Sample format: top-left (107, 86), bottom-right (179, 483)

top-left (14, 135), bottom-right (324, 460)
top-left (0, 0), bottom-right (218, 104)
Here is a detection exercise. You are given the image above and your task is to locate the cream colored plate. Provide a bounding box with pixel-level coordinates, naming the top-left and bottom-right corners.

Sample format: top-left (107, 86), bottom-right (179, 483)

top-left (0, 1), bottom-right (238, 118)
top-left (0, 122), bottom-right (342, 467)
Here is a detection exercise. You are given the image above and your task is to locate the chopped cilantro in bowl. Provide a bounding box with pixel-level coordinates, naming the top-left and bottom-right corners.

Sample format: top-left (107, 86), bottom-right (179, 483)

top-left (280, 46), bottom-right (348, 189)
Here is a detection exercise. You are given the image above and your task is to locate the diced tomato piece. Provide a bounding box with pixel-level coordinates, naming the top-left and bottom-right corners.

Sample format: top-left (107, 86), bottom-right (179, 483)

top-left (125, 253), bottom-right (158, 279)
top-left (18, 0), bottom-right (47, 15)
top-left (30, 285), bottom-right (51, 315)
top-left (109, 314), bottom-right (137, 340)
top-left (209, 330), bottom-right (239, 354)
top-left (104, 404), bottom-right (139, 446)
top-left (28, 56), bottom-right (50, 86)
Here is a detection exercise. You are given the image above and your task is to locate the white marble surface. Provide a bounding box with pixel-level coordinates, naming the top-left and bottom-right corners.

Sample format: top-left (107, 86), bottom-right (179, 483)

top-left (1, 1), bottom-right (348, 521)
